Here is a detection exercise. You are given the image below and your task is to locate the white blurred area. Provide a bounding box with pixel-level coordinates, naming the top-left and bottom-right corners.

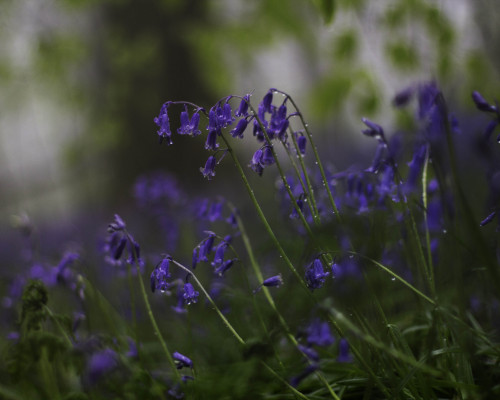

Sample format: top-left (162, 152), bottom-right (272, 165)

top-left (0, 0), bottom-right (91, 225)
top-left (0, 0), bottom-right (490, 225)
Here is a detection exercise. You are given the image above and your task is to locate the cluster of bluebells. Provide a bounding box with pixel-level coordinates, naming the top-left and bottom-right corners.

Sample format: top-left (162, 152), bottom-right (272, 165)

top-left (154, 89), bottom-right (309, 181)
top-left (291, 319), bottom-right (352, 387)
top-left (134, 172), bottom-right (186, 251)
top-left (103, 214), bottom-right (145, 271)
top-left (150, 255), bottom-right (200, 306)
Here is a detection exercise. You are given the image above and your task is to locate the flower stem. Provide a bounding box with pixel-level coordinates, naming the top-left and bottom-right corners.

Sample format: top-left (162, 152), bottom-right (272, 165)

top-left (170, 259), bottom-right (246, 345)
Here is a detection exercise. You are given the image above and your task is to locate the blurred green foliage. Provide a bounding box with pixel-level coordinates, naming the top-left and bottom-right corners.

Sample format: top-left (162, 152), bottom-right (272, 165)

top-left (0, 0), bottom-right (499, 209)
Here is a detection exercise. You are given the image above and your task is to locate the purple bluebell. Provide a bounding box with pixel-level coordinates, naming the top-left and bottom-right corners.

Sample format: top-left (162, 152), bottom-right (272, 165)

top-left (183, 282), bottom-right (199, 305)
top-left (297, 134), bottom-right (307, 155)
top-left (208, 201), bottom-right (223, 222)
top-left (252, 118), bottom-right (267, 142)
top-left (392, 86), bottom-right (415, 107)
top-left (480, 211), bottom-right (496, 227)
top-left (173, 351), bottom-right (193, 369)
top-left (361, 117), bottom-right (385, 140)
top-left (472, 91), bottom-right (496, 113)
top-left (261, 146), bottom-right (275, 165)
top-left (268, 104), bottom-right (289, 140)
top-left (214, 259), bottom-right (235, 276)
top-left (56, 252), bottom-right (79, 284)
top-left (290, 196), bottom-right (304, 219)
top-left (404, 143), bottom-right (427, 195)
top-left (172, 287), bottom-right (188, 314)
top-left (207, 109), bottom-right (220, 133)
top-left (177, 106), bottom-right (201, 136)
top-left (205, 129), bottom-right (219, 150)
top-left (211, 237), bottom-right (231, 267)
top-left (150, 256), bottom-right (172, 293)
top-left (306, 319), bottom-right (335, 347)
top-left (230, 118), bottom-right (248, 138)
top-left (250, 148), bottom-right (264, 176)
top-left (262, 274), bottom-right (283, 287)
top-left (200, 156), bottom-right (217, 180)
top-left (235, 94), bottom-right (250, 117)
top-left (86, 348), bottom-right (118, 385)
top-left (222, 102), bottom-right (234, 127)
top-left (262, 90), bottom-right (273, 113)
top-left (297, 344), bottom-right (319, 362)
top-left (305, 258), bottom-right (329, 289)
top-left (154, 102), bottom-right (173, 144)
top-left (337, 338), bottom-right (353, 362)
top-left (199, 231), bottom-right (216, 262)
top-left (108, 214), bottom-right (126, 233)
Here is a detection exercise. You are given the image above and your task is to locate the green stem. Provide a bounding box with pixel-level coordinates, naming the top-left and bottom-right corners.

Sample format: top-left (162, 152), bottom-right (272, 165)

top-left (219, 134), bottom-right (309, 292)
top-left (287, 131), bottom-right (321, 224)
top-left (125, 232), bottom-right (180, 380)
top-left (170, 259), bottom-right (246, 345)
top-left (275, 90), bottom-right (341, 220)
top-left (348, 251), bottom-right (435, 306)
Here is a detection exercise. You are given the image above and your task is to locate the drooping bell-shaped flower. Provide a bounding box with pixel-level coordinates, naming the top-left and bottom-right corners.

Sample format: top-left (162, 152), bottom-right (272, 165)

top-left (154, 102), bottom-right (173, 144)
top-left (150, 256), bottom-right (172, 293)
top-left (200, 156), bottom-right (217, 180)
top-left (173, 351), bottom-right (193, 369)
top-left (183, 282), bottom-right (199, 305)
top-left (305, 258), bottom-right (329, 290)
top-left (235, 94), bottom-right (250, 117)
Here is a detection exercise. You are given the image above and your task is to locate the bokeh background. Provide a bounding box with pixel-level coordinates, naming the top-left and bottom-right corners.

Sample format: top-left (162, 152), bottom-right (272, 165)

top-left (0, 0), bottom-right (499, 227)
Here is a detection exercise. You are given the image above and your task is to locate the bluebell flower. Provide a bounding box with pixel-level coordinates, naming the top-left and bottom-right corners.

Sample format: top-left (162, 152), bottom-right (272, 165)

top-left (297, 134), bottom-right (307, 155)
top-left (337, 338), bottom-right (353, 363)
top-left (472, 91), bottom-right (497, 113)
top-left (183, 282), bottom-right (199, 305)
top-left (305, 258), bottom-right (329, 289)
top-left (261, 146), bottom-right (275, 165)
top-left (392, 86), bottom-right (415, 107)
top-left (207, 109), bottom-right (220, 133)
top-left (150, 256), bottom-right (172, 293)
top-left (230, 118), bottom-right (248, 138)
top-left (108, 214), bottom-right (126, 233)
top-left (361, 117), bottom-right (385, 140)
top-left (480, 211), bottom-right (496, 227)
top-left (208, 201), bottom-right (223, 222)
top-left (211, 236), bottom-right (231, 268)
top-left (177, 106), bottom-right (201, 136)
top-left (250, 148), bottom-right (264, 176)
top-left (86, 348), bottom-right (118, 385)
top-left (262, 90), bottom-right (273, 113)
top-left (199, 231), bottom-right (216, 262)
top-left (205, 129), bottom-right (219, 150)
top-left (262, 274), bottom-right (283, 287)
top-left (268, 104), bottom-right (289, 140)
top-left (253, 274), bottom-right (283, 293)
top-left (404, 143), bottom-right (427, 195)
top-left (235, 94), bottom-right (250, 117)
top-left (154, 102), bottom-right (173, 145)
top-left (297, 344), bottom-right (319, 362)
top-left (214, 259), bottom-right (235, 276)
top-left (173, 351), bottom-right (193, 369)
top-left (306, 319), bottom-right (335, 347)
top-left (172, 287), bottom-right (188, 314)
top-left (200, 156), bottom-right (217, 180)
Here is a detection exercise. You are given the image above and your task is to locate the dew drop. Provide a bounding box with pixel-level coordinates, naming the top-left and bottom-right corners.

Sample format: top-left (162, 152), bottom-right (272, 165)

top-left (391, 277), bottom-right (396, 281)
